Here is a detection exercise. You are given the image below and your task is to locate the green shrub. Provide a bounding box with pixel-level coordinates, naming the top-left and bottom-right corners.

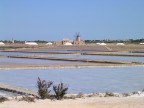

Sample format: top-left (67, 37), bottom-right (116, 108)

top-left (37, 77), bottom-right (53, 99)
top-left (53, 83), bottom-right (68, 100)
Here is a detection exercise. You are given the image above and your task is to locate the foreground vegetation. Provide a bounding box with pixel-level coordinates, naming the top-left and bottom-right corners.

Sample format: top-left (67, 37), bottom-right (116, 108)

top-left (37, 77), bottom-right (68, 100)
top-left (0, 77), bottom-right (144, 103)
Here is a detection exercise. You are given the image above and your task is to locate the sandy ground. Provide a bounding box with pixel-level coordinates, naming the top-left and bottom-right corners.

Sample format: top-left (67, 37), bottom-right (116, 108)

top-left (0, 97), bottom-right (144, 108)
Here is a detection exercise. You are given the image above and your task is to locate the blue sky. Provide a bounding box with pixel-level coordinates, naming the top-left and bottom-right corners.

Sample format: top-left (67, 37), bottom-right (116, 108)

top-left (0, 0), bottom-right (144, 41)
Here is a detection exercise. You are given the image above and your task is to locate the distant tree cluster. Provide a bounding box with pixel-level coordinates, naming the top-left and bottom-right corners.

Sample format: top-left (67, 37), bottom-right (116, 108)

top-left (34, 40), bottom-right (49, 43)
top-left (85, 38), bottom-right (144, 44)
top-left (127, 39), bottom-right (144, 43)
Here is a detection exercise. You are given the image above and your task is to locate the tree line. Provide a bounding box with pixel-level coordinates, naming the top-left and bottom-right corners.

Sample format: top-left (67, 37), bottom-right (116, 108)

top-left (85, 38), bottom-right (144, 44)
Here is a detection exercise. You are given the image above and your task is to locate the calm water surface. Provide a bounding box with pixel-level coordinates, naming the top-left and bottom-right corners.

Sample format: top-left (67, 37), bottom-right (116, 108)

top-left (1, 51), bottom-right (144, 63)
top-left (0, 67), bottom-right (144, 94)
top-left (0, 58), bottom-right (84, 65)
top-left (57, 55), bottom-right (144, 63)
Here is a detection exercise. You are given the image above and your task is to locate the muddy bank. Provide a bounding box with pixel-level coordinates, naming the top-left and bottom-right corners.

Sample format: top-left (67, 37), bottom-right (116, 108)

top-left (83, 52), bottom-right (144, 57)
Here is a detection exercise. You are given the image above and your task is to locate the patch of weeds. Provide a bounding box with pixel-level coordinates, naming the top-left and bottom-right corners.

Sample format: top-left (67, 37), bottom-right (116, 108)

top-left (132, 91), bottom-right (138, 95)
top-left (87, 93), bottom-right (95, 98)
top-left (37, 77), bottom-right (53, 99)
top-left (76, 92), bottom-right (84, 98)
top-left (53, 83), bottom-right (68, 100)
top-left (63, 95), bottom-right (76, 100)
top-left (105, 92), bottom-right (115, 97)
top-left (122, 93), bottom-right (130, 97)
top-left (18, 96), bottom-right (36, 102)
top-left (0, 97), bottom-right (8, 103)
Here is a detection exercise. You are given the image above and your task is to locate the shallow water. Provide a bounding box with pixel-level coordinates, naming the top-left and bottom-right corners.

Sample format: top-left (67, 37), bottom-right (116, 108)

top-left (0, 58), bottom-right (84, 65)
top-left (56, 55), bottom-right (144, 63)
top-left (1, 51), bottom-right (144, 63)
top-left (0, 67), bottom-right (144, 94)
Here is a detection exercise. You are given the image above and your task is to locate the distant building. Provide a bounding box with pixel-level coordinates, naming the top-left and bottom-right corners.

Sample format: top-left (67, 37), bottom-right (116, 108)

top-left (76, 35), bottom-right (81, 41)
top-left (62, 38), bottom-right (73, 45)
top-left (73, 41), bottom-right (85, 45)
top-left (140, 43), bottom-right (144, 45)
top-left (99, 43), bottom-right (106, 45)
top-left (96, 42), bottom-right (106, 45)
top-left (96, 43), bottom-right (101, 45)
top-left (73, 34), bottom-right (85, 45)
top-left (64, 42), bottom-right (73, 46)
top-left (116, 43), bottom-right (125, 46)
top-left (0, 42), bottom-right (5, 46)
top-left (54, 34), bottom-right (85, 46)
top-left (12, 38), bottom-right (15, 44)
top-left (25, 41), bottom-right (38, 45)
top-left (46, 42), bottom-right (53, 45)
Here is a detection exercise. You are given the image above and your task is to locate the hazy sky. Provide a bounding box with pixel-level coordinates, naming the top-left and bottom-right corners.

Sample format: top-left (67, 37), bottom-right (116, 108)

top-left (0, 0), bottom-right (144, 41)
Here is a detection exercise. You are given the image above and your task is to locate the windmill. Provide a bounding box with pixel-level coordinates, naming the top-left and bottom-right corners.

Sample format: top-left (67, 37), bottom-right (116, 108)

top-left (74, 32), bottom-right (81, 41)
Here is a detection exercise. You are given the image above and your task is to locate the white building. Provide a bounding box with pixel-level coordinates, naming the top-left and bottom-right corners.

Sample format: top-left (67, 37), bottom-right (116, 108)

top-left (46, 42), bottom-right (53, 45)
top-left (64, 42), bottom-right (73, 46)
top-left (140, 43), bottom-right (144, 45)
top-left (116, 43), bottom-right (125, 46)
top-left (0, 42), bottom-right (5, 46)
top-left (97, 43), bottom-right (107, 45)
top-left (25, 41), bottom-right (38, 45)
top-left (96, 43), bottom-right (101, 45)
top-left (96, 42), bottom-right (107, 45)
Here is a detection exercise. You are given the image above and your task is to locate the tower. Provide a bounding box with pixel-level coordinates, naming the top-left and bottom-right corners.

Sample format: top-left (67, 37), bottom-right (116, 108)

top-left (76, 34), bottom-right (80, 41)
top-left (12, 38), bottom-right (14, 43)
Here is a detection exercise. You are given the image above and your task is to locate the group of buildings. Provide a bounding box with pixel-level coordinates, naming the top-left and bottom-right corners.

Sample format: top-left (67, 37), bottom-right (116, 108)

top-left (1, 34), bottom-right (144, 46)
top-left (22, 34), bottom-right (85, 46)
top-left (0, 34), bottom-right (85, 46)
top-left (54, 34), bottom-right (85, 46)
